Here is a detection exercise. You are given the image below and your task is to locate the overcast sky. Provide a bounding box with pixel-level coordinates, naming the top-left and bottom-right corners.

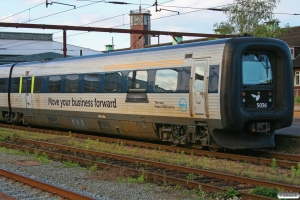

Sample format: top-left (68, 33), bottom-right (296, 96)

top-left (0, 0), bottom-right (299, 52)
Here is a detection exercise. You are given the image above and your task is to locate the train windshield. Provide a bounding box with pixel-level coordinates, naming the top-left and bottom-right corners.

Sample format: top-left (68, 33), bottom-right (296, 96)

top-left (242, 53), bottom-right (272, 85)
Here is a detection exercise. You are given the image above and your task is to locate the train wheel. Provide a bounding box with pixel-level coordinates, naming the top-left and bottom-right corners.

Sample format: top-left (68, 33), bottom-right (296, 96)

top-left (184, 143), bottom-right (192, 148)
top-left (208, 146), bottom-right (221, 152)
top-left (168, 139), bottom-right (179, 147)
top-left (169, 142), bottom-right (178, 147)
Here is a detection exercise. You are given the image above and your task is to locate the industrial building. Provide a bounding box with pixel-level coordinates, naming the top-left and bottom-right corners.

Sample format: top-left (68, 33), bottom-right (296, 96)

top-left (0, 31), bottom-right (101, 65)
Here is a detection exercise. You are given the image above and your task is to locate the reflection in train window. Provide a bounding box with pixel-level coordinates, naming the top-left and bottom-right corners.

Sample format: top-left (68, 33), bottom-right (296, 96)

top-left (128, 71), bottom-right (147, 92)
top-left (104, 72), bottom-right (122, 92)
top-left (48, 75), bottom-right (61, 93)
top-left (66, 74), bottom-right (79, 93)
top-left (22, 77), bottom-right (32, 93)
top-left (13, 78), bottom-right (19, 93)
top-left (208, 65), bottom-right (219, 93)
top-left (84, 74), bottom-right (98, 93)
top-left (0, 78), bottom-right (5, 92)
top-left (195, 63), bottom-right (205, 91)
top-left (155, 69), bottom-right (178, 92)
top-left (34, 77), bottom-right (42, 93)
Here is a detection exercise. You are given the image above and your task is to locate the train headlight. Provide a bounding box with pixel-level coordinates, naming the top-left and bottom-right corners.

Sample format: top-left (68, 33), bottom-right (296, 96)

top-left (269, 98), bottom-right (272, 102)
top-left (243, 98), bottom-right (246, 103)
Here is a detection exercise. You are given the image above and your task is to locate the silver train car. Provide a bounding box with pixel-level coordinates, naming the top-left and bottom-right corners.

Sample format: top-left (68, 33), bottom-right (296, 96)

top-left (0, 37), bottom-right (294, 150)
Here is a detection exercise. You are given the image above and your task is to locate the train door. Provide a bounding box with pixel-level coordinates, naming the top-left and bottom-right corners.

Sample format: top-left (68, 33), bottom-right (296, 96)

top-left (191, 59), bottom-right (209, 116)
top-left (21, 76), bottom-right (33, 116)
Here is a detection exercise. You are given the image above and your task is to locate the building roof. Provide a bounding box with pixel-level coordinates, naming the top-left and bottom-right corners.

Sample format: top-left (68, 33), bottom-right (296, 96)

top-left (280, 26), bottom-right (300, 47)
top-left (0, 32), bottom-right (101, 57)
top-left (0, 39), bottom-right (101, 57)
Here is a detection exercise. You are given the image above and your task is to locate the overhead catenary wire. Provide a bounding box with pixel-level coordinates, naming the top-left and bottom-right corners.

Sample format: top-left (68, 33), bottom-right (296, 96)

top-left (0, 1), bottom-right (105, 32)
top-left (1, 1), bottom-right (298, 50)
top-left (1, 0), bottom-right (174, 49)
top-left (0, 2), bottom-right (44, 22)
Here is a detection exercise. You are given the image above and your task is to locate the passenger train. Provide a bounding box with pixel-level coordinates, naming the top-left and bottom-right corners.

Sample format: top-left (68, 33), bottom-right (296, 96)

top-left (0, 37), bottom-right (294, 150)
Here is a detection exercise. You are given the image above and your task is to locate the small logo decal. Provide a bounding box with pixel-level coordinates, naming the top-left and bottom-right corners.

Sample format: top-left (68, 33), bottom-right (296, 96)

top-left (179, 98), bottom-right (187, 112)
top-left (251, 91), bottom-right (261, 101)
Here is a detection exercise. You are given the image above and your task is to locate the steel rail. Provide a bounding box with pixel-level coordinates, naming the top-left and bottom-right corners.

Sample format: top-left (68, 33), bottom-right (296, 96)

top-left (0, 22), bottom-right (233, 38)
top-left (251, 150), bottom-right (300, 162)
top-left (3, 138), bottom-right (300, 193)
top-left (0, 168), bottom-right (94, 200)
top-left (0, 123), bottom-right (299, 168)
top-left (0, 142), bottom-right (274, 200)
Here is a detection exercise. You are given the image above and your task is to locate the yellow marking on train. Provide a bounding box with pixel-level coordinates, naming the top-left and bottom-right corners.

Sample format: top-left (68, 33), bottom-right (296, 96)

top-left (19, 76), bottom-right (23, 93)
top-left (104, 60), bottom-right (184, 70)
top-left (31, 76), bottom-right (35, 93)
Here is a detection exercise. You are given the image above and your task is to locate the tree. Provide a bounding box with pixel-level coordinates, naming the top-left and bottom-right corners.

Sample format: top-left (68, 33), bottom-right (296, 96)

top-left (213, 0), bottom-right (289, 37)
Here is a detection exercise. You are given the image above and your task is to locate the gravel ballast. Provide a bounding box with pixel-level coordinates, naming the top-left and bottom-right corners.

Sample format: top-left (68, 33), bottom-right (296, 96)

top-left (0, 151), bottom-right (200, 200)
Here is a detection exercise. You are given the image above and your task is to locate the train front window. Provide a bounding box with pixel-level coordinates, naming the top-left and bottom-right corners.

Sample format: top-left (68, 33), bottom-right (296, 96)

top-left (242, 53), bottom-right (272, 85)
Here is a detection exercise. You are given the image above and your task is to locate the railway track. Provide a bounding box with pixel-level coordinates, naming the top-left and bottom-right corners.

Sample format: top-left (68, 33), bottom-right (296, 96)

top-left (1, 139), bottom-right (299, 200)
top-left (0, 123), bottom-right (299, 169)
top-left (0, 168), bottom-right (94, 200)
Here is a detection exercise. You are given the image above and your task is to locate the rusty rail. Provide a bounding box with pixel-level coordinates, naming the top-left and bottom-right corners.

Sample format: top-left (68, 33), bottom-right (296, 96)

top-left (0, 168), bottom-right (94, 200)
top-left (0, 123), bottom-right (299, 169)
top-left (0, 141), bottom-right (276, 200)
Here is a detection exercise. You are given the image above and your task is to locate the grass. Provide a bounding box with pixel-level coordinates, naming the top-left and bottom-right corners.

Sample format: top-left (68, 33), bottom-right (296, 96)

top-left (225, 187), bottom-right (240, 198)
top-left (249, 186), bottom-right (282, 198)
top-left (62, 160), bottom-right (80, 168)
top-left (33, 152), bottom-right (52, 164)
top-left (1, 127), bottom-right (300, 187)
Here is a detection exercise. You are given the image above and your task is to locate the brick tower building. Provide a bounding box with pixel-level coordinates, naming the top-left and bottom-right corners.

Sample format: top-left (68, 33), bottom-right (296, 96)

top-left (129, 9), bottom-right (151, 50)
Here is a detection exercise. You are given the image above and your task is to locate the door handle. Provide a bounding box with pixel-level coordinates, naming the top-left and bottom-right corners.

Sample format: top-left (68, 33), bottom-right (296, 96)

top-left (200, 91), bottom-right (205, 98)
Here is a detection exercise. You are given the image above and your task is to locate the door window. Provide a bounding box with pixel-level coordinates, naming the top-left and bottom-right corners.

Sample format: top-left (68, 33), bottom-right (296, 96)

top-left (22, 77), bottom-right (32, 93)
top-left (194, 62), bottom-right (205, 91)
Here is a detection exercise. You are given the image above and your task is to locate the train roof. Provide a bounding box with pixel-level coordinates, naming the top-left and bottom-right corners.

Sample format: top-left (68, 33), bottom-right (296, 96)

top-left (0, 38), bottom-right (230, 68)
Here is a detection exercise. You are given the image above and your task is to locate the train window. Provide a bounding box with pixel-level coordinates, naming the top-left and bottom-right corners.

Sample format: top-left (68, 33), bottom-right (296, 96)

top-left (66, 74), bottom-right (78, 93)
top-left (104, 72), bottom-right (122, 92)
top-left (208, 65), bottom-right (219, 93)
top-left (22, 77), bottom-right (32, 93)
top-left (34, 77), bottom-right (42, 93)
top-left (13, 78), bottom-right (20, 93)
top-left (295, 71), bottom-right (300, 86)
top-left (242, 53), bottom-right (272, 85)
top-left (195, 63), bottom-right (205, 91)
top-left (155, 69), bottom-right (178, 92)
top-left (48, 75), bottom-right (61, 93)
top-left (0, 78), bottom-right (5, 92)
top-left (84, 74), bottom-right (98, 92)
top-left (128, 71), bottom-right (147, 92)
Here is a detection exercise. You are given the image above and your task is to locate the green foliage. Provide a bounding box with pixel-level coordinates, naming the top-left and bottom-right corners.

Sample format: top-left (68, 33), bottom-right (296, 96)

top-left (291, 164), bottom-right (300, 181)
top-left (34, 152), bottom-right (51, 164)
top-left (187, 172), bottom-right (195, 181)
top-left (128, 174), bottom-right (144, 183)
top-left (295, 96), bottom-right (300, 104)
top-left (249, 186), bottom-right (281, 198)
top-left (271, 158), bottom-right (276, 170)
top-left (214, 0), bottom-right (289, 37)
top-left (85, 138), bottom-right (91, 149)
top-left (0, 134), bottom-right (8, 142)
top-left (10, 133), bottom-right (19, 140)
top-left (89, 164), bottom-right (98, 173)
top-left (62, 160), bottom-right (80, 168)
top-left (225, 187), bottom-right (239, 198)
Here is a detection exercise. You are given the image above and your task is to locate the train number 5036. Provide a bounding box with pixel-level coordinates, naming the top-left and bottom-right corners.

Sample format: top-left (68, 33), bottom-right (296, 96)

top-left (257, 103), bottom-right (267, 108)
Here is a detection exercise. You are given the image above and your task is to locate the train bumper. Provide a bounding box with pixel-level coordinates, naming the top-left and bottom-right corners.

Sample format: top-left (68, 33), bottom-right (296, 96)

top-left (211, 129), bottom-right (275, 149)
